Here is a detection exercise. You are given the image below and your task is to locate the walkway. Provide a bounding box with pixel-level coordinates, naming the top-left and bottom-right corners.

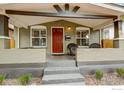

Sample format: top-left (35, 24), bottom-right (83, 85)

top-left (42, 55), bottom-right (85, 85)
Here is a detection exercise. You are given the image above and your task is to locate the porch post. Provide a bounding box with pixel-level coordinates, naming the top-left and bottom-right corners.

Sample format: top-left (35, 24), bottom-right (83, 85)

top-left (113, 20), bottom-right (124, 48)
top-left (0, 14), bottom-right (9, 49)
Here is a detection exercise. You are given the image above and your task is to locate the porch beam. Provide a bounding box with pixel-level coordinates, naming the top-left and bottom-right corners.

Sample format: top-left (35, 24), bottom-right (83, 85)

top-left (53, 5), bottom-right (63, 13)
top-left (6, 10), bottom-right (117, 19)
top-left (72, 6), bottom-right (80, 13)
top-left (65, 4), bottom-right (69, 11)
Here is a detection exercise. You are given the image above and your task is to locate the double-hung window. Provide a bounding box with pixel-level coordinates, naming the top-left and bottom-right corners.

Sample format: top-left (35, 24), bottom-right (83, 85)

top-left (31, 26), bottom-right (47, 47)
top-left (76, 27), bottom-right (90, 46)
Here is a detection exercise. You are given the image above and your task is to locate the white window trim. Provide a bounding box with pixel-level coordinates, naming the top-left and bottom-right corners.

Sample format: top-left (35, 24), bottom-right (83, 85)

top-left (30, 26), bottom-right (47, 48)
top-left (76, 27), bottom-right (90, 46)
top-left (0, 36), bottom-right (11, 39)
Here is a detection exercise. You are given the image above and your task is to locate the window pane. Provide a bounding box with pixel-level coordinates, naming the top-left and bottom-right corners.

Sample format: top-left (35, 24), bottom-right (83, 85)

top-left (76, 32), bottom-right (80, 38)
top-left (81, 30), bottom-right (89, 38)
top-left (32, 29), bottom-right (39, 37)
top-left (81, 39), bottom-right (89, 46)
top-left (41, 29), bottom-right (46, 37)
top-left (32, 38), bottom-right (40, 46)
top-left (31, 27), bottom-right (47, 47)
top-left (40, 38), bottom-right (46, 46)
top-left (103, 30), bottom-right (109, 39)
top-left (76, 39), bottom-right (80, 46)
top-left (121, 22), bottom-right (124, 38)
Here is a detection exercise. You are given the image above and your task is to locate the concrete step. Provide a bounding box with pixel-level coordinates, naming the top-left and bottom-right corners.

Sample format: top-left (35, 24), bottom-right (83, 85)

top-left (43, 73), bottom-right (83, 80)
top-left (42, 73), bottom-right (84, 84)
top-left (43, 78), bottom-right (85, 85)
top-left (44, 67), bottom-right (79, 71)
top-left (42, 78), bottom-right (84, 85)
top-left (46, 61), bottom-right (76, 67)
top-left (44, 67), bottom-right (80, 75)
top-left (44, 70), bottom-right (79, 75)
top-left (43, 57), bottom-right (85, 85)
top-left (51, 82), bottom-right (85, 85)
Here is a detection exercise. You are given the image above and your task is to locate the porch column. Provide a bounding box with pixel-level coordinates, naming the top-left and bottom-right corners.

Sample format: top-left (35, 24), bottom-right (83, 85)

top-left (113, 20), bottom-right (124, 48)
top-left (0, 14), bottom-right (10, 49)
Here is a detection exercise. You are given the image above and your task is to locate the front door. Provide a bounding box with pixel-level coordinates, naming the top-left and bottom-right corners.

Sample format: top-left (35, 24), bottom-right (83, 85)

top-left (52, 28), bottom-right (63, 54)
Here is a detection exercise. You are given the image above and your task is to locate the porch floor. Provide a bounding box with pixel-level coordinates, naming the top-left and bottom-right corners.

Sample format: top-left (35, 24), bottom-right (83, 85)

top-left (46, 55), bottom-right (75, 61)
top-left (42, 55), bottom-right (85, 85)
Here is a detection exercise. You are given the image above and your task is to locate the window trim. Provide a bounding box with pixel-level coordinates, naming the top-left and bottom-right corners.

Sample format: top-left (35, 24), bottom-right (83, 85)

top-left (30, 26), bottom-right (47, 48)
top-left (76, 29), bottom-right (90, 46)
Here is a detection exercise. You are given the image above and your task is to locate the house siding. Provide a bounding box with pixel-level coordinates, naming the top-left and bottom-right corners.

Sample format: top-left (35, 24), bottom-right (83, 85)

top-left (19, 28), bottom-right (30, 48)
top-left (19, 20), bottom-right (90, 54)
top-left (42, 20), bottom-right (80, 54)
top-left (89, 30), bottom-right (100, 45)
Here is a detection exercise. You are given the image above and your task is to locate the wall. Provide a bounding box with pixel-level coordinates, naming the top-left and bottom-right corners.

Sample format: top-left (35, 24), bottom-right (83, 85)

top-left (77, 48), bottom-right (124, 75)
top-left (0, 49), bottom-right (46, 64)
top-left (77, 48), bottom-right (124, 63)
top-left (19, 20), bottom-right (90, 54)
top-left (89, 30), bottom-right (100, 45)
top-left (41, 20), bottom-right (84, 54)
top-left (19, 27), bottom-right (30, 48)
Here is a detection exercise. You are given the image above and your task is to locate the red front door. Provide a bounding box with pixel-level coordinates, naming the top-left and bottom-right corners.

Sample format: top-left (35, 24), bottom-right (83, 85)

top-left (52, 28), bottom-right (63, 53)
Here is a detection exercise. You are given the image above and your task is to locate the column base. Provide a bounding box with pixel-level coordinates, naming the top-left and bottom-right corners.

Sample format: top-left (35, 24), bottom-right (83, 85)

top-left (113, 38), bottom-right (124, 48)
top-left (0, 36), bottom-right (10, 49)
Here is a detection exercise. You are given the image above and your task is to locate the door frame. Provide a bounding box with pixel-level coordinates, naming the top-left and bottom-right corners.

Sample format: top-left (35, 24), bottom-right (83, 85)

top-left (51, 26), bottom-right (64, 54)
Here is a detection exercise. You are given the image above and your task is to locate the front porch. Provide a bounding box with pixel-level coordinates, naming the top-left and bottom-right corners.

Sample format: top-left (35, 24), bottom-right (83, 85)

top-left (1, 4), bottom-right (124, 51)
top-left (0, 3), bottom-right (124, 85)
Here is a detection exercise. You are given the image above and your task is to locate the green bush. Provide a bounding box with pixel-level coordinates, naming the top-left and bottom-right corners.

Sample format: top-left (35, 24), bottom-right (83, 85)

top-left (19, 73), bottom-right (32, 85)
top-left (116, 68), bottom-right (124, 78)
top-left (95, 70), bottom-right (104, 80)
top-left (0, 74), bottom-right (5, 85)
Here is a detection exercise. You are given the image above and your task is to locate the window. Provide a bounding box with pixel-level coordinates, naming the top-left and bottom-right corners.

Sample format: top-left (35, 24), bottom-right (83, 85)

top-left (31, 26), bottom-right (47, 47)
top-left (121, 22), bottom-right (124, 38)
top-left (102, 26), bottom-right (114, 39)
top-left (103, 30), bottom-right (109, 39)
top-left (76, 30), bottom-right (89, 46)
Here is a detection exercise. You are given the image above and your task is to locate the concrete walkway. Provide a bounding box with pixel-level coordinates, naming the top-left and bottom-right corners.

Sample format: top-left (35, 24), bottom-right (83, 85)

top-left (42, 56), bottom-right (85, 85)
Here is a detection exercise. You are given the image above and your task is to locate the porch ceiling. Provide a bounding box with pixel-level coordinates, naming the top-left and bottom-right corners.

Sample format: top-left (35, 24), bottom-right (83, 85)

top-left (0, 3), bottom-right (124, 28)
top-left (9, 15), bottom-right (112, 28)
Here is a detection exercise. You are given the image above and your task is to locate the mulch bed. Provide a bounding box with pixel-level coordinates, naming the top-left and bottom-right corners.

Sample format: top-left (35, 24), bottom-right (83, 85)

top-left (2, 78), bottom-right (42, 85)
top-left (84, 72), bottom-right (124, 85)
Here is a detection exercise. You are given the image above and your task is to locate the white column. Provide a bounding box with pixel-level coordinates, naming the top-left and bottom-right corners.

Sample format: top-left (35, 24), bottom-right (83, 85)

top-left (14, 27), bottom-right (20, 48)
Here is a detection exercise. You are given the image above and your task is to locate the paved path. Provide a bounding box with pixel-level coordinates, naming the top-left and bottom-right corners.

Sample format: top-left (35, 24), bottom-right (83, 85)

top-left (42, 57), bottom-right (85, 85)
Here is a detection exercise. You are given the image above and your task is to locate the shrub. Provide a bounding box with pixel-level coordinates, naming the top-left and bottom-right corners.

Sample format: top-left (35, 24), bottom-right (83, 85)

top-left (95, 70), bottom-right (104, 80)
top-left (19, 73), bottom-right (32, 85)
top-left (0, 74), bottom-right (5, 85)
top-left (116, 68), bottom-right (124, 78)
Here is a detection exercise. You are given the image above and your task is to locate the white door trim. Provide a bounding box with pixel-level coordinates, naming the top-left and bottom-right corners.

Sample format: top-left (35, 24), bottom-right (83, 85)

top-left (51, 27), bottom-right (64, 54)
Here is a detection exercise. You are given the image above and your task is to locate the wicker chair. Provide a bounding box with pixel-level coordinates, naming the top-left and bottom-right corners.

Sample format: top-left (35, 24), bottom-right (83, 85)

top-left (89, 43), bottom-right (101, 48)
top-left (67, 43), bottom-right (78, 56)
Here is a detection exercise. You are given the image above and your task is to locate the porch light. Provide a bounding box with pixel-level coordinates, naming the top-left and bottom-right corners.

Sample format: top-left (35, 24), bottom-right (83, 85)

top-left (86, 35), bottom-right (89, 39)
top-left (67, 26), bottom-right (71, 30)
